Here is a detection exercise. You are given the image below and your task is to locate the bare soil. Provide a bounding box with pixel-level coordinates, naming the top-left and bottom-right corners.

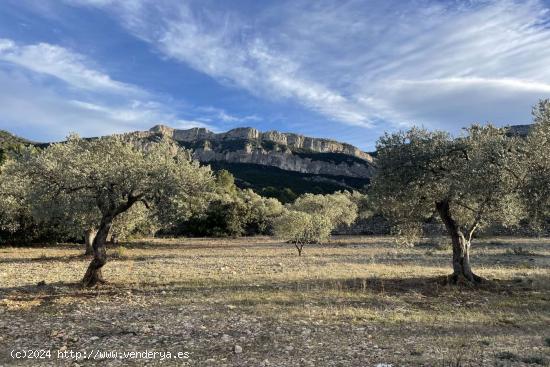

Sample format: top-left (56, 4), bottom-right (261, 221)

top-left (0, 236), bottom-right (549, 366)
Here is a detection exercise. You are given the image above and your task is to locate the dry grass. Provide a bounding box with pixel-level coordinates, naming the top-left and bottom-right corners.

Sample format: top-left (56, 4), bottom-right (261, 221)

top-left (0, 236), bottom-right (549, 366)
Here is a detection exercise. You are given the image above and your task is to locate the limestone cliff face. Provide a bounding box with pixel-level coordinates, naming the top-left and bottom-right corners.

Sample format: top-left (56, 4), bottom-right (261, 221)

top-left (146, 125), bottom-right (375, 179)
top-left (150, 125), bottom-right (373, 162)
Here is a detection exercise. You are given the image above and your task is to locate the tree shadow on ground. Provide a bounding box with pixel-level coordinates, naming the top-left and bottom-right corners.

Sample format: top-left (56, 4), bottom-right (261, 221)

top-left (239, 275), bottom-right (547, 297)
top-left (124, 239), bottom-right (277, 250)
top-left (2, 272), bottom-right (547, 300)
top-left (321, 251), bottom-right (549, 269)
top-left (0, 254), bottom-right (86, 264)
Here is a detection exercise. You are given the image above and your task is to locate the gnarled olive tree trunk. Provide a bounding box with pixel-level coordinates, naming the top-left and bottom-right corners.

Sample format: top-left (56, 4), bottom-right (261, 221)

top-left (436, 200), bottom-right (482, 284)
top-left (81, 196), bottom-right (140, 287)
top-left (82, 216), bottom-right (113, 287)
top-left (84, 229), bottom-right (96, 256)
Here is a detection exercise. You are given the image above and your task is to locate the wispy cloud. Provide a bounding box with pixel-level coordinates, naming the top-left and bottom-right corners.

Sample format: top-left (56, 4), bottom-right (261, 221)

top-left (0, 38), bottom-right (139, 94)
top-left (0, 38), bottom-right (215, 140)
top-left (69, 0), bottom-right (372, 126)
top-left (155, 10), bottom-right (370, 126)
top-left (72, 0), bottom-right (550, 132)
top-left (195, 106), bottom-right (259, 124)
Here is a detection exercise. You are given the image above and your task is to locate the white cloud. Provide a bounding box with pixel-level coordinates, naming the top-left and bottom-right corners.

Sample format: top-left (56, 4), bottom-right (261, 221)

top-left (0, 69), bottom-right (209, 141)
top-left (157, 12), bottom-right (370, 126)
top-left (73, 0), bottom-right (550, 132)
top-left (195, 106), bottom-right (260, 124)
top-left (0, 39), bottom-right (214, 140)
top-left (364, 77), bottom-right (550, 130)
top-left (68, 1), bottom-right (372, 126)
top-left (0, 38), bottom-right (140, 95)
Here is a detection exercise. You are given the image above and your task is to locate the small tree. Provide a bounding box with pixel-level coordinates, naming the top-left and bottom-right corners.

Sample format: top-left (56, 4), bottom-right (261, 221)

top-left (272, 191), bottom-right (357, 256)
top-left (4, 135), bottom-right (213, 286)
top-left (272, 210), bottom-right (331, 256)
top-left (371, 125), bottom-right (522, 284)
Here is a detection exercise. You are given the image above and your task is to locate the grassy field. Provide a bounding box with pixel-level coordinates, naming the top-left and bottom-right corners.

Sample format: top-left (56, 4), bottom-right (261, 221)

top-left (0, 236), bottom-right (549, 366)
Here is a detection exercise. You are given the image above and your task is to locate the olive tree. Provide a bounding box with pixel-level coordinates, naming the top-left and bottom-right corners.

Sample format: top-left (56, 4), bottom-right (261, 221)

top-left (371, 125), bottom-right (521, 284)
top-left (273, 191), bottom-right (358, 256)
top-left (0, 153), bottom-right (56, 243)
top-left (1, 161), bottom-right (156, 251)
top-left (32, 185), bottom-right (100, 253)
top-left (272, 210), bottom-right (331, 256)
top-left (521, 99), bottom-right (550, 232)
top-left (0, 161), bottom-right (31, 236)
top-left (5, 135), bottom-right (213, 287)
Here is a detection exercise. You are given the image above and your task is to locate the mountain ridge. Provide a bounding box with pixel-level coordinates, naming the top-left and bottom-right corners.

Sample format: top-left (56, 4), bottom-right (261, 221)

top-left (128, 125), bottom-right (376, 180)
top-left (146, 124), bottom-right (374, 162)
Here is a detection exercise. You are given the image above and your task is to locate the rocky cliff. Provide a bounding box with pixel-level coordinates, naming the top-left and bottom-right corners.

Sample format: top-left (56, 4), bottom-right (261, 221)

top-left (142, 125), bottom-right (375, 179)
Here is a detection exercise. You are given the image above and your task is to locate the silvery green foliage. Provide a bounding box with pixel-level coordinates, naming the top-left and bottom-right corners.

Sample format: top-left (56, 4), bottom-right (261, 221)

top-left (522, 99), bottom-right (550, 231)
top-left (111, 201), bottom-right (159, 240)
top-left (272, 209), bottom-right (332, 247)
top-left (1, 142), bottom-right (101, 238)
top-left (273, 191), bottom-right (358, 247)
top-left (210, 190), bottom-right (283, 236)
top-left (346, 191), bottom-right (372, 220)
top-left (291, 192), bottom-right (358, 229)
top-left (1, 134), bottom-right (214, 237)
top-left (239, 189), bottom-right (284, 234)
top-left (180, 169), bottom-right (284, 237)
top-left (0, 157), bottom-right (31, 233)
top-left (371, 125), bottom-right (523, 246)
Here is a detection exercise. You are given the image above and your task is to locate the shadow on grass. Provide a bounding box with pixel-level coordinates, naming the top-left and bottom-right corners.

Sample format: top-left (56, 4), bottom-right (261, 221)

top-left (3, 273), bottom-right (546, 303)
top-left (0, 254), bottom-right (87, 264)
top-left (324, 250), bottom-right (549, 269)
top-left (0, 281), bottom-right (122, 303)
top-left (123, 239), bottom-right (278, 250)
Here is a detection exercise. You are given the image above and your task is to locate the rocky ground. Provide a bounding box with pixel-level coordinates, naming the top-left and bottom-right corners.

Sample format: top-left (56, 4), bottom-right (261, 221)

top-left (0, 236), bottom-right (549, 366)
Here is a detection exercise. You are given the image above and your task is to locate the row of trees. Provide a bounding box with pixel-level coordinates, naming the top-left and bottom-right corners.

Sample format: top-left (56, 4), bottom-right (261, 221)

top-left (0, 133), bottom-right (365, 286)
top-left (0, 100), bottom-right (549, 286)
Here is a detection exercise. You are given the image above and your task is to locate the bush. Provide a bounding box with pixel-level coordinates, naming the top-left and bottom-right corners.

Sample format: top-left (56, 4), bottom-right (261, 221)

top-left (178, 171), bottom-right (283, 237)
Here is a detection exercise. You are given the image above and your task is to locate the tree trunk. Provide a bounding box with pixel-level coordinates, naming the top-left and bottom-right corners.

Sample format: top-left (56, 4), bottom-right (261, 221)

top-left (295, 243), bottom-right (303, 256)
top-left (82, 217), bottom-right (112, 287)
top-left (436, 200), bottom-right (482, 284)
top-left (84, 229), bottom-right (96, 256)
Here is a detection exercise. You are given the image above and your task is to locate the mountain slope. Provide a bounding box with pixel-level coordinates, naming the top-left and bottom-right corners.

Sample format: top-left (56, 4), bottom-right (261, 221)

top-left (0, 130), bottom-right (34, 165)
top-left (130, 125), bottom-right (375, 200)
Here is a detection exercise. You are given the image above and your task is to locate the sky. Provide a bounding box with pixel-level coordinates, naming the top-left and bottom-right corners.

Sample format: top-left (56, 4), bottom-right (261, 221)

top-left (0, 0), bottom-right (550, 150)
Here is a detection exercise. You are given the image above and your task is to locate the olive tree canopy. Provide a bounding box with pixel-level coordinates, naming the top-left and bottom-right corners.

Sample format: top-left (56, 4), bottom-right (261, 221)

top-left (370, 125), bottom-right (522, 284)
top-left (273, 191), bottom-right (358, 256)
top-left (521, 99), bottom-right (550, 232)
top-left (3, 135), bottom-right (213, 287)
top-left (272, 210), bottom-right (331, 256)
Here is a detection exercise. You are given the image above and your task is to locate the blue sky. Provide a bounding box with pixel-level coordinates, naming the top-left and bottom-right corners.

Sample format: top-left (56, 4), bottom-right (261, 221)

top-left (1, 0), bottom-right (550, 150)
